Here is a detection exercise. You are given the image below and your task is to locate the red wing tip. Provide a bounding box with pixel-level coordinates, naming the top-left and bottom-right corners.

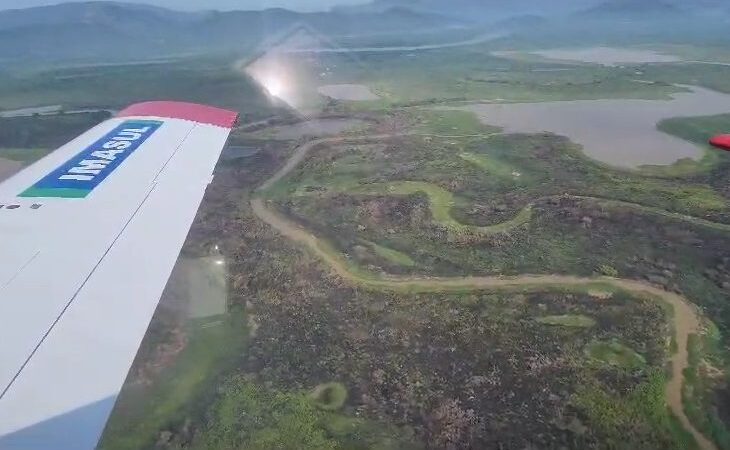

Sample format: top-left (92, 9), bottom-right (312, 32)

top-left (710, 135), bottom-right (730, 151)
top-left (117, 101), bottom-right (239, 128)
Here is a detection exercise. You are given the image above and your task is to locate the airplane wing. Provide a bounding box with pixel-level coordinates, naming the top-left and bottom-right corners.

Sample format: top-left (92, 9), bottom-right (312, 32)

top-left (710, 134), bottom-right (730, 151)
top-left (0, 102), bottom-right (239, 449)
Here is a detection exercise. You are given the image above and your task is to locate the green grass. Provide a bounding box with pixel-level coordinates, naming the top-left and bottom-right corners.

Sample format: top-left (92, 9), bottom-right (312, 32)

top-left (661, 186), bottom-right (726, 211)
top-left (192, 376), bottom-right (420, 450)
top-left (98, 309), bottom-right (250, 450)
top-left (352, 50), bottom-right (683, 104)
top-left (322, 414), bottom-right (421, 450)
top-left (458, 152), bottom-right (524, 182)
top-left (287, 178), bottom-right (534, 236)
top-left (194, 376), bottom-right (338, 450)
top-left (586, 339), bottom-right (646, 370)
top-left (0, 111), bottom-right (110, 150)
top-left (351, 181), bottom-right (532, 236)
top-left (0, 147), bottom-right (50, 163)
top-left (597, 264), bottom-right (619, 277)
top-left (413, 109), bottom-right (496, 136)
top-left (366, 241), bottom-right (416, 267)
top-left (308, 382), bottom-right (348, 411)
top-left (583, 196), bottom-right (730, 233)
top-left (642, 113), bottom-right (730, 177)
top-left (573, 370), bottom-right (698, 450)
top-left (683, 323), bottom-right (730, 450)
top-left (639, 153), bottom-right (722, 178)
top-left (0, 59), bottom-right (281, 119)
top-left (537, 314), bottom-right (596, 328)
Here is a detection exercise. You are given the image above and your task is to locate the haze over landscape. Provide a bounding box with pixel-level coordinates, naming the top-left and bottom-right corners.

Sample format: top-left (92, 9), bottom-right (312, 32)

top-left (0, 0), bottom-right (367, 12)
top-left (3, 0), bottom-right (730, 449)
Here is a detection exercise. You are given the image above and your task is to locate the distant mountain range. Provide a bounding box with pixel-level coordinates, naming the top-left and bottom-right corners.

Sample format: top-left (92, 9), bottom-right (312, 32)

top-left (0, 0), bottom-right (727, 66)
top-left (0, 1), bottom-right (462, 64)
top-left (335, 0), bottom-right (600, 21)
top-left (340, 0), bottom-right (729, 22)
top-left (576, 0), bottom-right (682, 18)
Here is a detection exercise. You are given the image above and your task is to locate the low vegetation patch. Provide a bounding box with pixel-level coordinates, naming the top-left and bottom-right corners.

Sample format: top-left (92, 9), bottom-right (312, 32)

top-left (366, 241), bottom-right (416, 267)
top-left (586, 339), bottom-right (646, 369)
top-left (309, 382), bottom-right (348, 411)
top-left (0, 147), bottom-right (50, 163)
top-left (573, 371), bottom-right (698, 450)
top-left (459, 152), bottom-right (523, 182)
top-left (537, 314), bottom-right (596, 328)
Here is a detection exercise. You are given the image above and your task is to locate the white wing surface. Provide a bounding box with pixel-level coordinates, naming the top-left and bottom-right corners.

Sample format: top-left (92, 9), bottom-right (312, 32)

top-left (0, 101), bottom-right (239, 449)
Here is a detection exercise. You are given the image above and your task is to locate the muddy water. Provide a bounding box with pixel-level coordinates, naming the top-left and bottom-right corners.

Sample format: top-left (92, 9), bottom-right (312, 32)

top-left (273, 118), bottom-right (368, 139)
top-left (455, 86), bottom-right (730, 167)
top-left (317, 84), bottom-right (379, 101)
top-left (0, 105), bottom-right (62, 118)
top-left (514, 47), bottom-right (681, 66)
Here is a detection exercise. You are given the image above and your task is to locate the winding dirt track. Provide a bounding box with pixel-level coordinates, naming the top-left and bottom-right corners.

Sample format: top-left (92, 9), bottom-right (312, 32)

top-left (251, 133), bottom-right (719, 450)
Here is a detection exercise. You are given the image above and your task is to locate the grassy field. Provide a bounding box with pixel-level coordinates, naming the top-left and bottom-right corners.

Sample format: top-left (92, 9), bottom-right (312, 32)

top-left (0, 111), bottom-right (109, 149)
top-left (365, 241), bottom-right (416, 267)
top-left (43, 40), bottom-right (727, 449)
top-left (315, 47), bottom-right (685, 106)
top-left (0, 59), bottom-right (284, 120)
top-left (275, 112), bottom-right (730, 227)
top-left (574, 371), bottom-right (698, 450)
top-left (261, 107), bottom-right (730, 448)
top-left (99, 309), bottom-right (250, 450)
top-left (0, 148), bottom-right (50, 163)
top-left (537, 314), bottom-right (597, 327)
top-left (684, 323), bottom-right (730, 450)
top-left (586, 339), bottom-right (647, 369)
top-left (349, 181), bottom-right (533, 236)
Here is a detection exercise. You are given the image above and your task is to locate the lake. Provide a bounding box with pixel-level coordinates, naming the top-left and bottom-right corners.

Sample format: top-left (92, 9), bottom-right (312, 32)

top-left (0, 105), bottom-right (62, 118)
top-left (453, 86), bottom-right (730, 168)
top-left (495, 47), bottom-right (681, 66)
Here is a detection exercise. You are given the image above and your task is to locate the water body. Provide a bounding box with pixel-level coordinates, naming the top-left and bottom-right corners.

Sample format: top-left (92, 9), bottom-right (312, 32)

top-left (0, 105), bottom-right (62, 118)
top-left (282, 33), bottom-right (502, 54)
top-left (453, 86), bottom-right (730, 168)
top-left (0, 106), bottom-right (113, 118)
top-left (272, 118), bottom-right (368, 139)
top-left (318, 84), bottom-right (379, 101)
top-left (511, 47), bottom-right (682, 66)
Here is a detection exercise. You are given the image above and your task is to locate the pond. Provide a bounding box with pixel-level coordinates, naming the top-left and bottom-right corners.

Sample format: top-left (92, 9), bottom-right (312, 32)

top-left (495, 47), bottom-right (681, 66)
top-left (453, 85), bottom-right (730, 167)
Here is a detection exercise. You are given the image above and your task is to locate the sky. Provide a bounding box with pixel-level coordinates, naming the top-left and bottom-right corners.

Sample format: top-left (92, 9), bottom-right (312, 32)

top-left (0, 0), bottom-right (367, 12)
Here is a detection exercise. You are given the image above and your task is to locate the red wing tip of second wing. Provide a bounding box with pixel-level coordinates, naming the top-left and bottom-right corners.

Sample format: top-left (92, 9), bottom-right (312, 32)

top-left (710, 135), bottom-right (730, 151)
top-left (117, 101), bottom-right (239, 128)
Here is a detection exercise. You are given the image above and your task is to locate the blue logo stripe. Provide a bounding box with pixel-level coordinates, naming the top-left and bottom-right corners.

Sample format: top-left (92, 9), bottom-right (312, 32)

top-left (21, 120), bottom-right (163, 198)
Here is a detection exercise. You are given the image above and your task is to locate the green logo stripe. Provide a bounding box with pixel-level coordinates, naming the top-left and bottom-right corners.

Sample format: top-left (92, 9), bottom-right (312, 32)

top-left (19, 187), bottom-right (91, 198)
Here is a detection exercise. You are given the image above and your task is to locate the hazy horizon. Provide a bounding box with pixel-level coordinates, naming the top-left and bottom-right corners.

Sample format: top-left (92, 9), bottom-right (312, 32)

top-left (0, 0), bottom-right (368, 12)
